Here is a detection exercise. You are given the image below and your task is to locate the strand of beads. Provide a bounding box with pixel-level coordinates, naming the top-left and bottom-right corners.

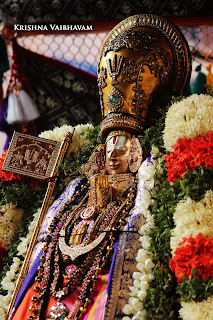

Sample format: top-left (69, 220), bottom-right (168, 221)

top-left (50, 241), bottom-right (98, 300)
top-left (66, 238), bottom-right (109, 320)
top-left (27, 181), bottom-right (89, 320)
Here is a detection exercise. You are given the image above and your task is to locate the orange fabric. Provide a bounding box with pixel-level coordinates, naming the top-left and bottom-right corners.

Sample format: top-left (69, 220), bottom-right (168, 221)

top-left (12, 282), bottom-right (36, 320)
top-left (12, 274), bottom-right (108, 320)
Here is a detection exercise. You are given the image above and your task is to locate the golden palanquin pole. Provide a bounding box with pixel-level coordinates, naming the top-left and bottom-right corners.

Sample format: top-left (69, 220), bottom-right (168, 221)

top-left (2, 131), bottom-right (72, 320)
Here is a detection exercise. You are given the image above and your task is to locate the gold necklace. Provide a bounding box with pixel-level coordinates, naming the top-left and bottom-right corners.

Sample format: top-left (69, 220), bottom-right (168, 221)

top-left (59, 174), bottom-right (134, 261)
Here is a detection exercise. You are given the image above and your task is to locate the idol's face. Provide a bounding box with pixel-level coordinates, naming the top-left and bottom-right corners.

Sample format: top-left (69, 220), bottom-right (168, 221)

top-left (105, 135), bottom-right (131, 175)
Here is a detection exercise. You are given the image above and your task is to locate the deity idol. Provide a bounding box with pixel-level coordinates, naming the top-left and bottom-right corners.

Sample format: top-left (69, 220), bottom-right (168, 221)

top-left (9, 14), bottom-right (191, 320)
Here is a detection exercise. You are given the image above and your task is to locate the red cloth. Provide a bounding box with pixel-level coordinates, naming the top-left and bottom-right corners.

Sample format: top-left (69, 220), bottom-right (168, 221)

top-left (13, 273), bottom-right (108, 320)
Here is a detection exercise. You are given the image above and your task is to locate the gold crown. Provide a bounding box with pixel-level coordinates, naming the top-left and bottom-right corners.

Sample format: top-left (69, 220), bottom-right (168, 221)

top-left (98, 14), bottom-right (191, 138)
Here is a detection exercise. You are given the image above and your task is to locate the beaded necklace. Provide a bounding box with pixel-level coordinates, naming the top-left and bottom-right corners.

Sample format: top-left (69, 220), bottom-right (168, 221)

top-left (27, 175), bottom-right (138, 320)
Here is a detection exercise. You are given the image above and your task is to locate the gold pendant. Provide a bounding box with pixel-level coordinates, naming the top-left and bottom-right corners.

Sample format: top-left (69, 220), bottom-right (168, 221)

top-left (69, 221), bottom-right (88, 245)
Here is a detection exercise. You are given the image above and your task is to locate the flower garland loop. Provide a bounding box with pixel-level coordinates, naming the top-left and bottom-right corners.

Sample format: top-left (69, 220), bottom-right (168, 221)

top-left (122, 147), bottom-right (158, 320)
top-left (164, 94), bottom-right (213, 320)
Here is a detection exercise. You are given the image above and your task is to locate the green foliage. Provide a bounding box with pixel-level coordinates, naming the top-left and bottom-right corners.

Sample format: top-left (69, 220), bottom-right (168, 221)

top-left (59, 125), bottom-right (102, 176)
top-left (140, 115), bottom-right (166, 154)
top-left (178, 167), bottom-right (213, 200)
top-left (0, 181), bottom-right (47, 295)
top-left (144, 163), bottom-right (184, 320)
top-left (144, 267), bottom-right (178, 319)
top-left (177, 275), bottom-right (213, 302)
top-left (141, 96), bottom-right (185, 154)
top-left (0, 181), bottom-right (46, 209)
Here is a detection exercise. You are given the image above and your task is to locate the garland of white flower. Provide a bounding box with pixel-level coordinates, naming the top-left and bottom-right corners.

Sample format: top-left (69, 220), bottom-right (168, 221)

top-left (38, 123), bottom-right (94, 153)
top-left (164, 94), bottom-right (213, 320)
top-left (163, 94), bottom-right (213, 151)
top-left (0, 208), bottom-right (40, 318)
top-left (0, 123), bottom-right (95, 318)
top-left (122, 146), bottom-right (159, 320)
top-left (0, 203), bottom-right (24, 251)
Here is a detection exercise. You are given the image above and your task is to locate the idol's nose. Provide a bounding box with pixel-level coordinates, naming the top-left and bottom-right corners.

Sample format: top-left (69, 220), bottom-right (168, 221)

top-left (109, 149), bottom-right (117, 160)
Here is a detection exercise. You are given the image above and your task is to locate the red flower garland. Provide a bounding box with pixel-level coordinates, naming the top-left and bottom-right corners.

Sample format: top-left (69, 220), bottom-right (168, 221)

top-left (169, 233), bottom-right (213, 283)
top-left (0, 151), bottom-right (23, 182)
top-left (164, 130), bottom-right (213, 182)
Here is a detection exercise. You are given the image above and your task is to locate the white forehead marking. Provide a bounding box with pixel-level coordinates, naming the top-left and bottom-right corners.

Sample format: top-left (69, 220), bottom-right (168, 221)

top-left (106, 135), bottom-right (126, 151)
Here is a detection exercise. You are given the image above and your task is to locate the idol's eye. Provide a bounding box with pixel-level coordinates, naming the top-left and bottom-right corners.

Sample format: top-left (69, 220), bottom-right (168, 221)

top-left (113, 147), bottom-right (128, 156)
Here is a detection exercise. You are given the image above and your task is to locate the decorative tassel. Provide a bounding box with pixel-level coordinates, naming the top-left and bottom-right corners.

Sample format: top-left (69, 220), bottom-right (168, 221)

top-left (18, 89), bottom-right (40, 122)
top-left (6, 90), bottom-right (25, 124)
top-left (0, 35), bottom-right (10, 97)
top-left (0, 35), bottom-right (10, 103)
top-left (5, 38), bottom-right (40, 125)
top-left (6, 89), bottom-right (40, 124)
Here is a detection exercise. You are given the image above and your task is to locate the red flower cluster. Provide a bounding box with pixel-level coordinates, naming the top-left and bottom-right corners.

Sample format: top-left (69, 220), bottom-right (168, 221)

top-left (0, 151), bottom-right (23, 183)
top-left (169, 233), bottom-right (213, 283)
top-left (164, 130), bottom-right (213, 182)
top-left (0, 241), bottom-right (8, 271)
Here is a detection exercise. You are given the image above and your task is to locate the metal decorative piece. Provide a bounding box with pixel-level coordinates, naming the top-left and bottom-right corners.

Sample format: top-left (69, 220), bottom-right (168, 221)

top-left (80, 206), bottom-right (95, 220)
top-left (128, 137), bottom-right (143, 173)
top-left (106, 87), bottom-right (124, 112)
top-left (59, 228), bottom-right (107, 261)
top-left (2, 131), bottom-right (62, 179)
top-left (103, 29), bottom-right (142, 54)
top-left (123, 60), bottom-right (143, 84)
top-left (97, 66), bottom-right (107, 88)
top-left (106, 54), bottom-right (124, 85)
top-left (6, 131), bottom-right (72, 320)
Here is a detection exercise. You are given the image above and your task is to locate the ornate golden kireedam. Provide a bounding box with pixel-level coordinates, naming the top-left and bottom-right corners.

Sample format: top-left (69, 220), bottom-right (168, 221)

top-left (98, 14), bottom-right (191, 137)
